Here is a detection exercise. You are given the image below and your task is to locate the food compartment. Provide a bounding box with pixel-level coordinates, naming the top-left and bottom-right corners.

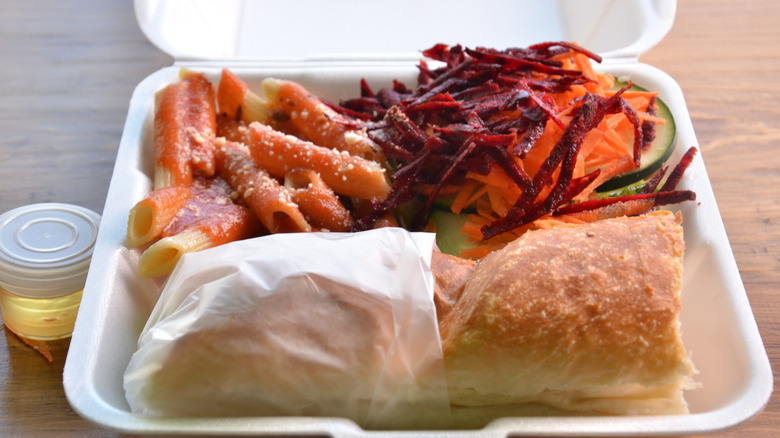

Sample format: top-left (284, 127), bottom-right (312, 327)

top-left (63, 59), bottom-right (772, 436)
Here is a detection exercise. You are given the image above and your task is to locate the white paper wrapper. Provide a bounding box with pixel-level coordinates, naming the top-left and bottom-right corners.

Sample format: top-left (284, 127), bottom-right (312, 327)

top-left (123, 228), bottom-right (452, 429)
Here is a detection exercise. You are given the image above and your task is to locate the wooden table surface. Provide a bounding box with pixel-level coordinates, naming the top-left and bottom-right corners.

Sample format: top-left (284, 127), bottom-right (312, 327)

top-left (0, 1), bottom-right (777, 436)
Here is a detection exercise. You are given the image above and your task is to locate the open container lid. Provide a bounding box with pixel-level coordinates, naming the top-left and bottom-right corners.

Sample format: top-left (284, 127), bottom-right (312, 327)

top-left (135, 0), bottom-right (676, 63)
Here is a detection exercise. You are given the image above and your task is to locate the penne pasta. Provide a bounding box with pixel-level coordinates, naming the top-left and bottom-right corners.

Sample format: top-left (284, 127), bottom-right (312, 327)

top-left (126, 184), bottom-right (192, 247)
top-left (216, 68), bottom-right (270, 124)
top-left (372, 215), bottom-right (399, 229)
top-left (137, 176), bottom-right (261, 278)
top-left (216, 68), bottom-right (248, 121)
top-left (215, 138), bottom-right (311, 234)
top-left (247, 122), bottom-right (391, 200)
top-left (262, 78), bottom-right (385, 164)
top-left (284, 168), bottom-right (354, 232)
top-left (216, 113), bottom-right (252, 145)
top-left (137, 229), bottom-right (212, 278)
top-left (153, 69), bottom-right (217, 189)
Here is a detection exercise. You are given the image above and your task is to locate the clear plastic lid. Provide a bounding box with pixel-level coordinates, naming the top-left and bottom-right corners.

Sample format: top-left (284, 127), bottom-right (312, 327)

top-left (0, 203), bottom-right (101, 298)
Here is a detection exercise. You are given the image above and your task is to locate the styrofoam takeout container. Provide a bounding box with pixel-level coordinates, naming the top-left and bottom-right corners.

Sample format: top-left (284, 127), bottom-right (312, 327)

top-left (63, 0), bottom-right (773, 436)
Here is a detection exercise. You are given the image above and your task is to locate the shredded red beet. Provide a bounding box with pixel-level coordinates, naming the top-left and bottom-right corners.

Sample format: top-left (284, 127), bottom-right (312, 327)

top-left (554, 189), bottom-right (696, 216)
top-left (334, 43), bottom-right (695, 238)
top-left (660, 146), bottom-right (698, 192)
top-left (555, 147), bottom-right (699, 216)
top-left (641, 95), bottom-right (658, 150)
top-left (639, 166), bottom-right (668, 194)
top-left (481, 86), bottom-right (644, 239)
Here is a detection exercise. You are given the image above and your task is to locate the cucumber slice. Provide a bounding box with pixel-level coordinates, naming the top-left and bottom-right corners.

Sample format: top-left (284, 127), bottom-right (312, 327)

top-left (596, 82), bottom-right (677, 192)
top-left (431, 192), bottom-right (458, 211)
top-left (429, 210), bottom-right (477, 257)
top-left (596, 179), bottom-right (647, 199)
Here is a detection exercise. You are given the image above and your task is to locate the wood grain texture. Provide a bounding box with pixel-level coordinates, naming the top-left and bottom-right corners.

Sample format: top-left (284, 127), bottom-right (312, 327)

top-left (0, 0), bottom-right (171, 215)
top-left (0, 0), bottom-right (777, 436)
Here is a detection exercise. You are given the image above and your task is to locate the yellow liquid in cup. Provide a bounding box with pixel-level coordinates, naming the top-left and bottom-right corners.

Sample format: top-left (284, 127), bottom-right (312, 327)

top-left (0, 287), bottom-right (82, 340)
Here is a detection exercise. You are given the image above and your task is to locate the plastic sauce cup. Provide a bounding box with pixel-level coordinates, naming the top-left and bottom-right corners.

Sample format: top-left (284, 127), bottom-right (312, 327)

top-left (0, 203), bottom-right (100, 340)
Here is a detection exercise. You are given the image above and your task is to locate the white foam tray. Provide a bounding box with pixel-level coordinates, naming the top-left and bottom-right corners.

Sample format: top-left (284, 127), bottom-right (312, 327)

top-left (63, 0), bottom-right (772, 436)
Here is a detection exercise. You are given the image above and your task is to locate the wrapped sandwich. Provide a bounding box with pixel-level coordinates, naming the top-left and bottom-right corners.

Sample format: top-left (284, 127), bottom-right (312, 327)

top-left (123, 229), bottom-right (452, 429)
top-left (124, 211), bottom-right (696, 429)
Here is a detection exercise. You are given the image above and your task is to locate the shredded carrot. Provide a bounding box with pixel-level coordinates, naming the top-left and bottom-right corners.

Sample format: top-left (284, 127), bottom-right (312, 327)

top-left (440, 64), bottom-right (660, 258)
top-left (615, 90), bottom-right (657, 102)
top-left (475, 198), bottom-right (495, 220)
top-left (334, 44), bottom-right (683, 260)
top-left (559, 198), bottom-right (656, 223)
top-left (487, 186), bottom-right (511, 217)
top-left (450, 179), bottom-right (479, 214)
top-left (460, 215), bottom-right (488, 241)
top-left (574, 154), bottom-right (637, 202)
top-left (597, 73), bottom-right (616, 91)
top-left (462, 185), bottom-right (490, 212)
top-left (637, 112), bottom-right (668, 124)
top-left (623, 96), bottom-right (651, 111)
top-left (465, 167), bottom-right (523, 201)
top-left (572, 53), bottom-right (603, 94)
